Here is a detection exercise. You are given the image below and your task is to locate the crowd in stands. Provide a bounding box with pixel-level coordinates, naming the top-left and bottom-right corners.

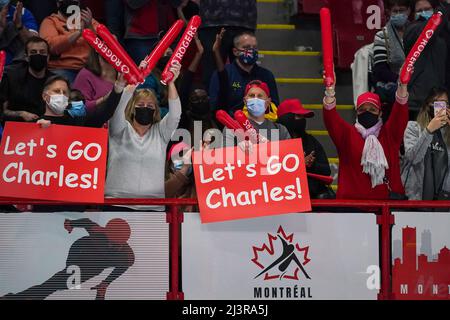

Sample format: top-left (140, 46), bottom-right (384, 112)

top-left (0, 0), bottom-right (450, 213)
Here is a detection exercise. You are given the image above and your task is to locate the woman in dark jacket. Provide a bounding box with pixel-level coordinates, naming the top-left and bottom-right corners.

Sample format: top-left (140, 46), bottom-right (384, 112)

top-left (277, 99), bottom-right (334, 199)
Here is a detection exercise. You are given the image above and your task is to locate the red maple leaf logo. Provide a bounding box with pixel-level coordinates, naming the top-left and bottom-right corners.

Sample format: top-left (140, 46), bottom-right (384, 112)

top-left (251, 226), bottom-right (311, 281)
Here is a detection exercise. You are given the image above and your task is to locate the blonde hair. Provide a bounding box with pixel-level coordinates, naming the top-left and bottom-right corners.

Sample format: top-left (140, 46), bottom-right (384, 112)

top-left (125, 88), bottom-right (161, 125)
top-left (417, 87), bottom-right (450, 146)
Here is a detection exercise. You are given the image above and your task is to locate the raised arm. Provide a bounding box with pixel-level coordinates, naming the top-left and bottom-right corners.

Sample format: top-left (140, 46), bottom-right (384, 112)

top-left (158, 61), bottom-right (182, 143)
top-left (108, 73), bottom-right (137, 136)
top-left (64, 218), bottom-right (103, 236)
top-left (212, 28), bottom-right (225, 72)
top-left (322, 73), bottom-right (353, 150)
top-left (383, 82), bottom-right (409, 144)
top-left (179, 37), bottom-right (203, 108)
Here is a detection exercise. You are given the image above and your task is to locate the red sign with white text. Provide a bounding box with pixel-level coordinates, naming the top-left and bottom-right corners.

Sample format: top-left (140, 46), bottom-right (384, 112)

top-left (193, 139), bottom-right (311, 223)
top-left (0, 122), bottom-right (108, 203)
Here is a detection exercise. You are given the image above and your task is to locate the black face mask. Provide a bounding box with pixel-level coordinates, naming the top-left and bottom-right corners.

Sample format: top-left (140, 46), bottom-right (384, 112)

top-left (357, 111), bottom-right (379, 129)
top-left (157, 55), bottom-right (171, 71)
top-left (134, 107), bottom-right (155, 126)
top-left (59, 0), bottom-right (80, 17)
top-left (277, 114), bottom-right (306, 138)
top-left (191, 99), bottom-right (210, 112)
top-left (28, 54), bottom-right (48, 72)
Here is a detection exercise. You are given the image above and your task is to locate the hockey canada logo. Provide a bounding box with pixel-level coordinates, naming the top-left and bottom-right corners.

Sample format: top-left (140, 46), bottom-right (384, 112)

top-left (251, 226), bottom-right (312, 299)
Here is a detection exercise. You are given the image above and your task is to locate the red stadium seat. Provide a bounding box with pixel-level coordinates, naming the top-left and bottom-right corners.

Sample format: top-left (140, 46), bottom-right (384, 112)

top-left (328, 0), bottom-right (386, 69)
top-left (300, 0), bottom-right (327, 14)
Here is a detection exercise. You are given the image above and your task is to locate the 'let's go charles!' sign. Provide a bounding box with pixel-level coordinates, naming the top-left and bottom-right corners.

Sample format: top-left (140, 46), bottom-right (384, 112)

top-left (0, 122), bottom-right (107, 203)
top-left (193, 139), bottom-right (311, 223)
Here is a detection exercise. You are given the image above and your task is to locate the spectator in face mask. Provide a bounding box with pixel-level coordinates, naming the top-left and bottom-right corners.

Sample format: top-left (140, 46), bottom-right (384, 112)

top-left (372, 0), bottom-right (410, 119)
top-left (104, 62), bottom-right (182, 212)
top-left (0, 0), bottom-right (39, 65)
top-left (403, 0), bottom-right (446, 120)
top-left (277, 99), bottom-right (334, 199)
top-left (39, 0), bottom-right (99, 83)
top-left (165, 142), bottom-right (197, 212)
top-left (402, 87), bottom-right (450, 200)
top-left (224, 80), bottom-right (289, 147)
top-left (72, 50), bottom-right (116, 116)
top-left (178, 87), bottom-right (218, 141)
top-left (1, 36), bottom-right (53, 123)
top-left (210, 31), bottom-right (279, 115)
top-left (38, 73), bottom-right (125, 127)
top-left (176, 37), bottom-right (218, 138)
top-left (198, 0), bottom-right (256, 87)
top-left (67, 89), bottom-right (87, 118)
top-left (323, 68), bottom-right (410, 200)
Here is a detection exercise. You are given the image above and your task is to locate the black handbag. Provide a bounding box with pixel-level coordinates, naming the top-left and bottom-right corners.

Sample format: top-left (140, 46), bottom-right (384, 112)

top-left (384, 177), bottom-right (408, 200)
top-left (436, 190), bottom-right (450, 200)
top-left (316, 187), bottom-right (336, 199)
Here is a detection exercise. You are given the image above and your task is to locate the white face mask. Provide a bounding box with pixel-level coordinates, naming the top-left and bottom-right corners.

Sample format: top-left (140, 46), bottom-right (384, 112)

top-left (48, 94), bottom-right (69, 115)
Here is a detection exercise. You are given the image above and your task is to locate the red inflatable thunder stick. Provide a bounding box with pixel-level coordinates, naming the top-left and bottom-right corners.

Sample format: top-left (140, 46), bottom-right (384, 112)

top-left (320, 7), bottom-right (335, 87)
top-left (96, 24), bottom-right (144, 84)
top-left (234, 110), bottom-right (268, 144)
top-left (216, 110), bottom-right (242, 130)
top-left (215, 110), bottom-right (248, 142)
top-left (399, 12), bottom-right (443, 84)
top-left (307, 173), bottom-right (334, 185)
top-left (83, 29), bottom-right (141, 85)
top-left (161, 15), bottom-right (202, 85)
top-left (0, 50), bottom-right (5, 82)
top-left (141, 19), bottom-right (184, 79)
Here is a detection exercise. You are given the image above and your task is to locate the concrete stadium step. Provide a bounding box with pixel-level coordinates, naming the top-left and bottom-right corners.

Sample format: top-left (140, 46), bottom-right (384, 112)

top-left (256, 27), bottom-right (322, 51)
top-left (275, 70), bottom-right (355, 104)
top-left (257, 0), bottom-right (291, 24)
top-left (277, 82), bottom-right (354, 105)
top-left (259, 51), bottom-right (322, 78)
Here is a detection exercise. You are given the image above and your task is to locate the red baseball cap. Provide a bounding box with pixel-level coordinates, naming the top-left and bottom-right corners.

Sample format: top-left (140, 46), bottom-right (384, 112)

top-left (356, 92), bottom-right (381, 110)
top-left (167, 142), bottom-right (190, 161)
top-left (277, 99), bottom-right (314, 118)
top-left (244, 80), bottom-right (271, 97)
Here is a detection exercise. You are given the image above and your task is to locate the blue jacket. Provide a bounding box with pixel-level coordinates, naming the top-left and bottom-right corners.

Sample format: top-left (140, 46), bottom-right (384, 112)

top-left (4, 5), bottom-right (38, 64)
top-left (209, 60), bottom-right (279, 114)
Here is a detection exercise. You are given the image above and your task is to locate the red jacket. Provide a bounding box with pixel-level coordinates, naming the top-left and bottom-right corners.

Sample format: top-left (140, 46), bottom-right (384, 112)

top-left (323, 97), bottom-right (409, 200)
top-left (124, 0), bottom-right (176, 39)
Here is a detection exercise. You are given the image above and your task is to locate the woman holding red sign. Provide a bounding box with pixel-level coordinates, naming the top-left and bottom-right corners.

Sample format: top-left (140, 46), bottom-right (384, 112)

top-left (105, 61), bottom-right (182, 212)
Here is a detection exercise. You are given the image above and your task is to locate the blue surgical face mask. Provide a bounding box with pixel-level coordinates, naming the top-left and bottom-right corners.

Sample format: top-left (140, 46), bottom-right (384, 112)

top-left (390, 13), bottom-right (409, 27)
top-left (247, 98), bottom-right (267, 117)
top-left (237, 48), bottom-right (259, 66)
top-left (67, 100), bottom-right (87, 118)
top-left (172, 160), bottom-right (184, 171)
top-left (415, 10), bottom-right (433, 21)
top-left (0, 0), bottom-right (9, 9)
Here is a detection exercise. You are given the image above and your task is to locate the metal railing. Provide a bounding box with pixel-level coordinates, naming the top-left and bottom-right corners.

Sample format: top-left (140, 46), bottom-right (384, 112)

top-left (0, 198), bottom-right (448, 300)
